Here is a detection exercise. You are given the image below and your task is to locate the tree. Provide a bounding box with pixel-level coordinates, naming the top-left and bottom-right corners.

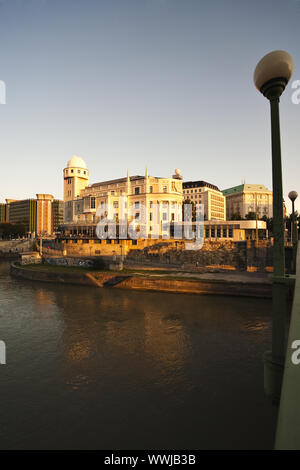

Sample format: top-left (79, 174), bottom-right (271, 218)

top-left (245, 211), bottom-right (257, 220)
top-left (0, 222), bottom-right (26, 239)
top-left (261, 215), bottom-right (273, 236)
top-left (285, 210), bottom-right (299, 241)
top-left (230, 212), bottom-right (242, 220)
top-left (182, 199), bottom-right (196, 222)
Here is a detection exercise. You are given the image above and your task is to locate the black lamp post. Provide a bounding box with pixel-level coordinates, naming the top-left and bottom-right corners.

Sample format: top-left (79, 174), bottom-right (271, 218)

top-left (254, 50), bottom-right (294, 403)
top-left (288, 191), bottom-right (298, 243)
top-left (288, 190), bottom-right (298, 272)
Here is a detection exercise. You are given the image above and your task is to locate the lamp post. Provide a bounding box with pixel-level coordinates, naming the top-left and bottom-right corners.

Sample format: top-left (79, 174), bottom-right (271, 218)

top-left (254, 50), bottom-right (294, 403)
top-left (288, 191), bottom-right (298, 244)
top-left (255, 193), bottom-right (259, 248)
top-left (288, 190), bottom-right (298, 272)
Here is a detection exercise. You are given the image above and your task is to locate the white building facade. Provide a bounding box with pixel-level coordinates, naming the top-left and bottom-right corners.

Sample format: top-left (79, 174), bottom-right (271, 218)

top-left (222, 184), bottom-right (273, 220)
top-left (183, 181), bottom-right (226, 221)
top-left (63, 156), bottom-right (184, 238)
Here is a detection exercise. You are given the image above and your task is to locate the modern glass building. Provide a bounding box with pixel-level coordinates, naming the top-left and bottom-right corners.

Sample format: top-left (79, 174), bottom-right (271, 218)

top-left (52, 200), bottom-right (64, 233)
top-left (7, 199), bottom-right (37, 234)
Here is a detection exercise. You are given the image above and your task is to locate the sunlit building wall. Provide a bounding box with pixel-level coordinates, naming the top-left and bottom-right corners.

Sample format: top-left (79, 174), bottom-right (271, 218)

top-left (222, 184), bottom-right (273, 220)
top-left (63, 156), bottom-right (184, 237)
top-left (183, 181), bottom-right (226, 221)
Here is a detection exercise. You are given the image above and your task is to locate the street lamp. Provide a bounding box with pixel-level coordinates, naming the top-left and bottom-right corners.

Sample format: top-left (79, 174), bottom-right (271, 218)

top-left (288, 191), bottom-right (298, 273)
top-left (254, 50), bottom-right (294, 403)
top-left (288, 191), bottom-right (298, 244)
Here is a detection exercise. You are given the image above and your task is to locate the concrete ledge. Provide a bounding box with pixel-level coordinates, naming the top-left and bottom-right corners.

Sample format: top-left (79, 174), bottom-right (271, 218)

top-left (10, 262), bottom-right (272, 298)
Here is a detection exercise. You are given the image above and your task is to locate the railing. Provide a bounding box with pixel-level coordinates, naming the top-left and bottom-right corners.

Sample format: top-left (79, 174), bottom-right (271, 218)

top-left (275, 241), bottom-right (300, 449)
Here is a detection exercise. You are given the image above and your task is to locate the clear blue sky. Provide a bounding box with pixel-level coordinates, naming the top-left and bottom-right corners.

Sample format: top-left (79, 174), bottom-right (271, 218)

top-left (0, 0), bottom-right (299, 213)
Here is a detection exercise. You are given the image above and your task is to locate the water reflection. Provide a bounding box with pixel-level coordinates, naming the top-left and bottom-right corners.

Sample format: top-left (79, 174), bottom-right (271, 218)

top-left (0, 262), bottom-right (278, 449)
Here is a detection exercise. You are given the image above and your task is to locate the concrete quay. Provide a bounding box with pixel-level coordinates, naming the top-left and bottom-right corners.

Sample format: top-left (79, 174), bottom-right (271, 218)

top-left (10, 262), bottom-right (275, 298)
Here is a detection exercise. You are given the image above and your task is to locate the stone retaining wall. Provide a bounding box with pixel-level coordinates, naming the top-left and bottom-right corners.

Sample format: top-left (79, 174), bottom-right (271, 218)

top-left (126, 240), bottom-right (274, 272)
top-left (0, 239), bottom-right (33, 254)
top-left (43, 238), bottom-right (274, 272)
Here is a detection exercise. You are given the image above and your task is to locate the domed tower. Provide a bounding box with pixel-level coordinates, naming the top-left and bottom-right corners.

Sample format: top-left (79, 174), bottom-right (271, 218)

top-left (172, 168), bottom-right (183, 180)
top-left (64, 156), bottom-right (89, 201)
top-left (63, 156), bottom-right (89, 222)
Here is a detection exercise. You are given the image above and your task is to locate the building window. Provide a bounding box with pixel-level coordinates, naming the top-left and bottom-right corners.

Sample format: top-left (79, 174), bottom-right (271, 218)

top-left (113, 201), bottom-right (118, 208)
top-left (91, 197), bottom-right (96, 209)
top-left (149, 186), bottom-right (153, 193)
top-left (71, 169), bottom-right (74, 173)
top-left (163, 213), bottom-right (167, 221)
top-left (135, 201), bottom-right (139, 208)
top-left (135, 187), bottom-right (140, 195)
top-left (149, 213), bottom-right (152, 221)
top-left (135, 212), bottom-right (139, 219)
top-left (163, 186), bottom-right (167, 193)
top-left (150, 201), bottom-right (153, 208)
top-left (78, 170), bottom-right (80, 174)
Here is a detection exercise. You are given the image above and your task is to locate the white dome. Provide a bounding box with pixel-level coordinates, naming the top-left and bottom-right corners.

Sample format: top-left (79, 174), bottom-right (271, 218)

top-left (67, 155), bottom-right (87, 169)
top-left (172, 168), bottom-right (183, 180)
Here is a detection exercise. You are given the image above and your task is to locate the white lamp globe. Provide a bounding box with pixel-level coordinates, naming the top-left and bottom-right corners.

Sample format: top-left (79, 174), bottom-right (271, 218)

top-left (254, 50), bottom-right (294, 91)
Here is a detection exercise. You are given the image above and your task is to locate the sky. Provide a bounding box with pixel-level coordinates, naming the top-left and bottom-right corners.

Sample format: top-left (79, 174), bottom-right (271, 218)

top-left (0, 0), bottom-right (299, 213)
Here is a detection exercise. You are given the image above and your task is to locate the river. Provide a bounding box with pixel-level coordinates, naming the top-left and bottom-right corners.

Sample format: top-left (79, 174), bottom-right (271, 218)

top-left (0, 261), bottom-right (278, 449)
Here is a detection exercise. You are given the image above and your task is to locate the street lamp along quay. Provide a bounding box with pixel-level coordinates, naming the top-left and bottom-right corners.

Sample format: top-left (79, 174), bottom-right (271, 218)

top-left (288, 191), bottom-right (298, 244)
top-left (254, 50), bottom-right (294, 404)
top-left (288, 190), bottom-right (298, 272)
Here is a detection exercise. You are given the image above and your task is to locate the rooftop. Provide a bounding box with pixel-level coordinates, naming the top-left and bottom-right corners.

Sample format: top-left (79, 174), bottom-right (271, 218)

top-left (222, 184), bottom-right (271, 196)
top-left (183, 180), bottom-right (220, 191)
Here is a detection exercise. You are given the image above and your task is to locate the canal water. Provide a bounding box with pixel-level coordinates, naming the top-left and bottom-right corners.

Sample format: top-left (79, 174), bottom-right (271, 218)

top-left (0, 261), bottom-right (278, 449)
